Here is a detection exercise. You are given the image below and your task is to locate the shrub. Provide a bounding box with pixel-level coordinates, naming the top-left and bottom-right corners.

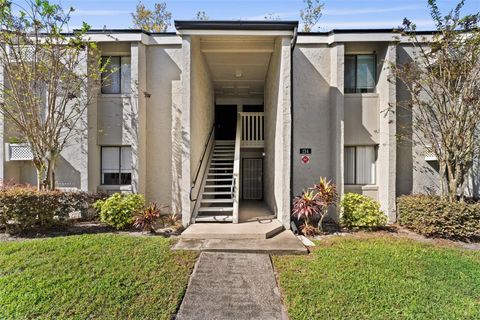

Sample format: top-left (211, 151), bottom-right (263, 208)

top-left (0, 186), bottom-right (106, 233)
top-left (134, 203), bottom-right (164, 233)
top-left (398, 195), bottom-right (480, 241)
top-left (340, 193), bottom-right (387, 229)
top-left (94, 193), bottom-right (145, 230)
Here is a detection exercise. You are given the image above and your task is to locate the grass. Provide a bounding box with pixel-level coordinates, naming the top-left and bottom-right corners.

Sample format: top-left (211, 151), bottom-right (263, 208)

top-left (273, 234), bottom-right (480, 320)
top-left (0, 234), bottom-right (197, 320)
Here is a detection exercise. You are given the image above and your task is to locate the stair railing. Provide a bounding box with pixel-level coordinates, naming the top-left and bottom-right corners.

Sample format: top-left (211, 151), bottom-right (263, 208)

top-left (232, 113), bottom-right (242, 223)
top-left (190, 124), bottom-right (215, 202)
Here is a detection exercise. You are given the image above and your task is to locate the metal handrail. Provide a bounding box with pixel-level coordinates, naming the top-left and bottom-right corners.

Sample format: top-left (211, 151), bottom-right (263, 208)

top-left (189, 124), bottom-right (215, 201)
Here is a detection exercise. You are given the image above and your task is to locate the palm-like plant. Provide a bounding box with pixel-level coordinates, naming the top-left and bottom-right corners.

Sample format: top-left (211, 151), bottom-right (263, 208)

top-left (133, 202), bottom-right (163, 233)
top-left (292, 177), bottom-right (338, 235)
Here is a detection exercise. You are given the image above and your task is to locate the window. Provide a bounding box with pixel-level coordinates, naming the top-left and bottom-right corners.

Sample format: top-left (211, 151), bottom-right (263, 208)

top-left (101, 146), bottom-right (132, 185)
top-left (243, 105), bottom-right (264, 112)
top-left (344, 146), bottom-right (377, 185)
top-left (101, 56), bottom-right (131, 94)
top-left (344, 54), bottom-right (376, 93)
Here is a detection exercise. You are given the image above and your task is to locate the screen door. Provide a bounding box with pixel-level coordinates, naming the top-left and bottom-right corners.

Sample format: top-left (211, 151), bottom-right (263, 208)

top-left (242, 158), bottom-right (263, 200)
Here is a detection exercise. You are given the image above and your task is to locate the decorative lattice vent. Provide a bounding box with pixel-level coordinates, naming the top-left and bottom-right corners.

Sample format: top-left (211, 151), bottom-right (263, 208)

top-left (6, 143), bottom-right (34, 161)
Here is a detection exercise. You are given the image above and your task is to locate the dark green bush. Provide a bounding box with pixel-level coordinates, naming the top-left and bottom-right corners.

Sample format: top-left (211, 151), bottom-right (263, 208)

top-left (0, 186), bottom-right (106, 233)
top-left (397, 195), bottom-right (480, 241)
top-left (340, 193), bottom-right (387, 229)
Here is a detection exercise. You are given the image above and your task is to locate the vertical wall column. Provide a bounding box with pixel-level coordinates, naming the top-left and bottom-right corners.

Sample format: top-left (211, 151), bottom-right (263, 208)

top-left (275, 37), bottom-right (292, 229)
top-left (378, 44), bottom-right (397, 221)
top-left (172, 37), bottom-right (192, 227)
top-left (130, 42), bottom-right (147, 194)
top-left (330, 43), bottom-right (345, 212)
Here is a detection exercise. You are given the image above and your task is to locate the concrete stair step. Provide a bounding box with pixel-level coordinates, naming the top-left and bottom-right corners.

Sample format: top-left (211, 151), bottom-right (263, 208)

top-left (198, 207), bottom-right (233, 212)
top-left (201, 199), bottom-right (234, 203)
top-left (206, 178), bottom-right (233, 182)
top-left (203, 185), bottom-right (231, 188)
top-left (202, 191), bottom-right (232, 195)
top-left (194, 215), bottom-right (233, 223)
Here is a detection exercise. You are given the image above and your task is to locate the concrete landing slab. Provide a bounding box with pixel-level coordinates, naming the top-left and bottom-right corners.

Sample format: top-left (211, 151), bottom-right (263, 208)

top-left (173, 230), bottom-right (308, 255)
top-left (176, 252), bottom-right (288, 320)
top-left (181, 218), bottom-right (284, 240)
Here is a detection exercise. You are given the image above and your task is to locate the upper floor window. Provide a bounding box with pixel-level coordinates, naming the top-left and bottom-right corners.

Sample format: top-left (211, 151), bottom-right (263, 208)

top-left (101, 146), bottom-right (132, 185)
top-left (101, 56), bottom-right (131, 94)
top-left (344, 146), bottom-right (377, 185)
top-left (344, 54), bottom-right (376, 93)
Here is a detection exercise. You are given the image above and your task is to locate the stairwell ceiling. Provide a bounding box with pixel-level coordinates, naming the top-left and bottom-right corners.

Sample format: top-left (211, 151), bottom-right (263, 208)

top-left (201, 36), bottom-right (274, 97)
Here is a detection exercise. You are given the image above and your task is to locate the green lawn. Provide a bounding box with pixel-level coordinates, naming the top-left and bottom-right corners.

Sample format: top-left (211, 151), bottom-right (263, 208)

top-left (0, 234), bottom-right (197, 320)
top-left (273, 235), bottom-right (480, 320)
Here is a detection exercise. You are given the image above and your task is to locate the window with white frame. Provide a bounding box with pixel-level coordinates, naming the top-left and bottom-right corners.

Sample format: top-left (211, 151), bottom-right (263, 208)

top-left (101, 146), bottom-right (132, 185)
top-left (101, 56), bottom-right (131, 94)
top-left (344, 146), bottom-right (377, 185)
top-left (344, 54), bottom-right (376, 93)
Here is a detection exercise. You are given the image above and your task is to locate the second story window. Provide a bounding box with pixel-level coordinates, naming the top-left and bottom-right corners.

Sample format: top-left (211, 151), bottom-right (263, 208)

top-left (101, 56), bottom-right (131, 94)
top-left (345, 54), bottom-right (376, 93)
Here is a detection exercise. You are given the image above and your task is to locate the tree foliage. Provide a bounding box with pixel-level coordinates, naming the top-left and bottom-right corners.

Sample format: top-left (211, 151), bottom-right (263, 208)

top-left (195, 11), bottom-right (209, 21)
top-left (131, 1), bottom-right (171, 32)
top-left (300, 0), bottom-right (323, 32)
top-left (0, 0), bottom-right (103, 190)
top-left (264, 13), bottom-right (280, 20)
top-left (392, 0), bottom-right (480, 200)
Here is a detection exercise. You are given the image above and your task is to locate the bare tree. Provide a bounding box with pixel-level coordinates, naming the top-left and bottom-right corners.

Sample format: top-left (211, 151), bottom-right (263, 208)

top-left (195, 11), bottom-right (209, 21)
top-left (300, 0), bottom-right (323, 32)
top-left (132, 1), bottom-right (171, 32)
top-left (392, 0), bottom-right (480, 200)
top-left (0, 0), bottom-right (103, 190)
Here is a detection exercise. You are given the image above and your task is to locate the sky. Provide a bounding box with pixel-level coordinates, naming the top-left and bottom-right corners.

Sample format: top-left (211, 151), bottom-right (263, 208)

top-left (46, 0), bottom-right (480, 31)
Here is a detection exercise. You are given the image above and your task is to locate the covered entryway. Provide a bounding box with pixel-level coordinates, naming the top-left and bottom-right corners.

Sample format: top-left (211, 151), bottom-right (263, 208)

top-left (172, 20), bottom-right (295, 229)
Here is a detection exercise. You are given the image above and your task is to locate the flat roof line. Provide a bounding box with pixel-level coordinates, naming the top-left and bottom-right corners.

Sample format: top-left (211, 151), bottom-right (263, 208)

top-left (174, 20), bottom-right (299, 31)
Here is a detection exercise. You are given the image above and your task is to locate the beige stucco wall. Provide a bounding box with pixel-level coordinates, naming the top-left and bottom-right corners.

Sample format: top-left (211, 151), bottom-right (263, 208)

top-left (144, 45), bottom-right (182, 206)
top-left (292, 44), bottom-right (335, 195)
top-left (264, 37), bottom-right (292, 228)
top-left (344, 94), bottom-right (379, 145)
top-left (189, 36), bottom-right (215, 200)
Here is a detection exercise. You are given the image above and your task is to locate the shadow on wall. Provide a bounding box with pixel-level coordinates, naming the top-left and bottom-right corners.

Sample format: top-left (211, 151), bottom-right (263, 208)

top-left (395, 45), bottom-right (414, 196)
top-left (292, 47), bottom-right (336, 196)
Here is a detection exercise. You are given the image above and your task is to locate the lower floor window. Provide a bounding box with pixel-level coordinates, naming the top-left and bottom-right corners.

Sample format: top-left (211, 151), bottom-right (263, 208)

top-left (101, 146), bottom-right (132, 185)
top-left (344, 146), bottom-right (377, 185)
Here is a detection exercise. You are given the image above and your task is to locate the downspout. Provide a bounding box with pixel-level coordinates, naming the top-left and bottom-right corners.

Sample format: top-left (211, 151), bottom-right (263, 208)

top-left (289, 27), bottom-right (298, 227)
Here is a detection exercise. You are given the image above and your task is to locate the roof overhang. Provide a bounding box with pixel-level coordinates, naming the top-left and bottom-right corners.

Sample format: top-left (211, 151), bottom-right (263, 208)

top-left (174, 20), bottom-right (298, 36)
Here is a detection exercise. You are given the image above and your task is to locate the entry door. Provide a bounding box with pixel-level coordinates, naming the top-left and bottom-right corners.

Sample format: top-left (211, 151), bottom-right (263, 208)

top-left (242, 158), bottom-right (263, 200)
top-left (215, 105), bottom-right (237, 140)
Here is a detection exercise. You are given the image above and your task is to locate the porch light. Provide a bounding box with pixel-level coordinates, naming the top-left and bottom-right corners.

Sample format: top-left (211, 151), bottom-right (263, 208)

top-left (235, 70), bottom-right (242, 78)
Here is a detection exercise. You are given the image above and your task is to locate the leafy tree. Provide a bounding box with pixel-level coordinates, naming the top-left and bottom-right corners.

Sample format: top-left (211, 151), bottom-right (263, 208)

top-left (195, 11), bottom-right (209, 21)
top-left (264, 13), bottom-right (280, 20)
top-left (300, 0), bottom-right (323, 32)
top-left (392, 0), bottom-right (480, 200)
top-left (0, 0), bottom-right (104, 190)
top-left (131, 1), bottom-right (171, 32)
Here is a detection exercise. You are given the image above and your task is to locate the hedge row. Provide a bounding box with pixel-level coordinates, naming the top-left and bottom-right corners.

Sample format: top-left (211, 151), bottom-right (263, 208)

top-left (0, 187), bottom-right (106, 233)
top-left (397, 195), bottom-right (480, 241)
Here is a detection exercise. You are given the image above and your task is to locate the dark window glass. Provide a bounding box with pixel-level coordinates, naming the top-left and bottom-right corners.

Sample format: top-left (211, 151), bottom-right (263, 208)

top-left (101, 146), bottom-right (132, 185)
top-left (344, 54), bottom-right (376, 93)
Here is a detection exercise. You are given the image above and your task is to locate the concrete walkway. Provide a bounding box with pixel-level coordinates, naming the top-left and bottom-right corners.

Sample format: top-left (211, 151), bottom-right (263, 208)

top-left (176, 252), bottom-right (288, 320)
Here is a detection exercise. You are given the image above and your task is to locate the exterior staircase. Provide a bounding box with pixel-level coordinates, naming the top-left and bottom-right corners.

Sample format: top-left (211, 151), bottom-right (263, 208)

top-left (194, 140), bottom-right (235, 222)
